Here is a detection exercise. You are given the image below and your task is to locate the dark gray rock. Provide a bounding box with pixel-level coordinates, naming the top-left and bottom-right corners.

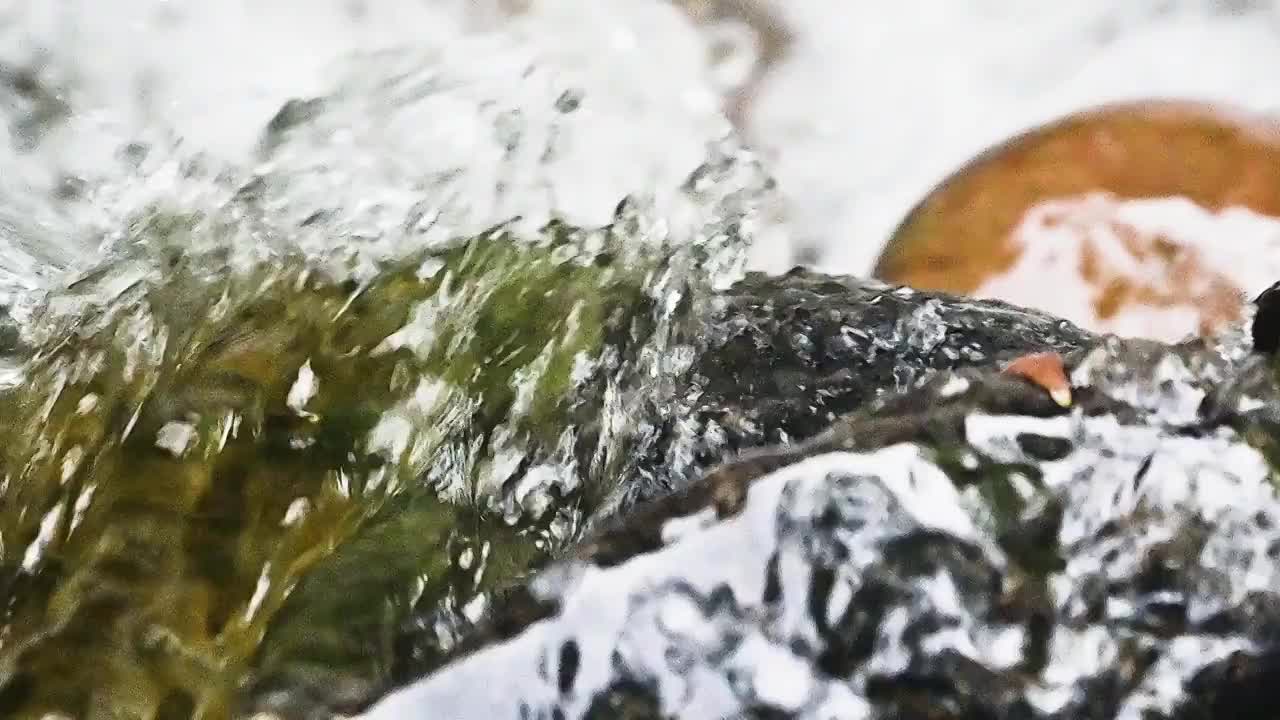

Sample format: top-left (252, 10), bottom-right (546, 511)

top-left (358, 288), bottom-right (1280, 720)
top-left (617, 269), bottom-right (1096, 513)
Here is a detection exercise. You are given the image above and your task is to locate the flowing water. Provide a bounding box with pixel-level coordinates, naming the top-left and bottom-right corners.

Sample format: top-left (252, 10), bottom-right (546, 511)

top-left (0, 4), bottom-right (789, 717)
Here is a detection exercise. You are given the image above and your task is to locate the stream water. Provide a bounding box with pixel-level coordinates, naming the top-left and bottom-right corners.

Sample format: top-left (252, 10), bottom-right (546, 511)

top-left (0, 3), bottom-right (791, 717)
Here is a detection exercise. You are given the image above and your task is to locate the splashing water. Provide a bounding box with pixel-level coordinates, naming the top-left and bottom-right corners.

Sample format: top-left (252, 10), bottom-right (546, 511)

top-left (0, 8), bottom-right (787, 718)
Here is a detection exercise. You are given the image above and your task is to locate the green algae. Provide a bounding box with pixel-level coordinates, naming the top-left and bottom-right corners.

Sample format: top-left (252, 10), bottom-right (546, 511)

top-left (247, 491), bottom-right (546, 715)
top-left (0, 215), bottom-right (674, 719)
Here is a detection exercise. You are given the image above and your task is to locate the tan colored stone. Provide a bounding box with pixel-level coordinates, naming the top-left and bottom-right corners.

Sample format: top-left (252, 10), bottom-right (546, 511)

top-left (875, 101), bottom-right (1280, 334)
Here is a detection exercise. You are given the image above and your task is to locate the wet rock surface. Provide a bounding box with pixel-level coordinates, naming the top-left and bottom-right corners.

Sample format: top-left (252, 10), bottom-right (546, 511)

top-left (872, 100), bottom-right (1280, 343)
top-left (244, 271), bottom-right (1099, 719)
top-left (359, 290), bottom-right (1280, 720)
top-left (654, 269), bottom-right (1094, 487)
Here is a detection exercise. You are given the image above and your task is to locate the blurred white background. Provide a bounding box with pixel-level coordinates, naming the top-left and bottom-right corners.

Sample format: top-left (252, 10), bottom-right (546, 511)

top-left (3, 0), bottom-right (1280, 277)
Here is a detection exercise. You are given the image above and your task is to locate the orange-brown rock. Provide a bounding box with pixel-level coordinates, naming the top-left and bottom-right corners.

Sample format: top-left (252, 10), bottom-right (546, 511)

top-left (1002, 350), bottom-right (1072, 408)
top-left (874, 100), bottom-right (1280, 340)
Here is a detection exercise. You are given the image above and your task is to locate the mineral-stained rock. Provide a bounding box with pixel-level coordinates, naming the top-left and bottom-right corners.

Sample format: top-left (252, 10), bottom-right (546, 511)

top-left (876, 100), bottom-right (1280, 294)
top-left (359, 308), bottom-right (1280, 720)
top-left (873, 100), bottom-right (1280, 343)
